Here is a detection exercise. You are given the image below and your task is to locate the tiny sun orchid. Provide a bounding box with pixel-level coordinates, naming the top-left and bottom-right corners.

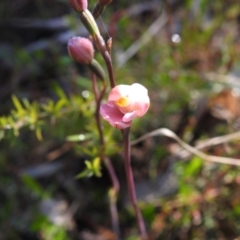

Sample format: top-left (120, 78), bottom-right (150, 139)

top-left (68, 0), bottom-right (88, 13)
top-left (100, 83), bottom-right (150, 129)
top-left (67, 37), bottom-right (94, 65)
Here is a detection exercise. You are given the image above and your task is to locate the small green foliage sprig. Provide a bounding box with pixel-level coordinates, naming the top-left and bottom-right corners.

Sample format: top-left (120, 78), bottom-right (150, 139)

top-left (0, 85), bottom-right (94, 142)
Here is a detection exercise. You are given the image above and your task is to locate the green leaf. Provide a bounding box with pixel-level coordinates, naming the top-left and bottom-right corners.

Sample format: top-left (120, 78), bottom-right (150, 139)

top-left (85, 160), bottom-right (93, 170)
top-left (0, 116), bottom-right (7, 126)
top-left (54, 98), bottom-right (67, 112)
top-left (36, 126), bottom-right (43, 141)
top-left (42, 100), bottom-right (55, 113)
top-left (21, 175), bottom-right (49, 198)
top-left (66, 133), bottom-right (92, 142)
top-left (51, 83), bottom-right (68, 99)
top-left (75, 169), bottom-right (94, 178)
top-left (22, 98), bottom-right (32, 110)
top-left (12, 95), bottom-right (25, 116)
top-left (31, 214), bottom-right (49, 231)
top-left (184, 156), bottom-right (203, 176)
top-left (92, 157), bottom-right (102, 177)
top-left (141, 203), bottom-right (155, 223)
top-left (75, 158), bottom-right (102, 178)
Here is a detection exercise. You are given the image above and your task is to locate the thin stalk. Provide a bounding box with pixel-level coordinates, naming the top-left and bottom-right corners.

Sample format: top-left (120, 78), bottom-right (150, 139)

top-left (92, 75), bottom-right (106, 147)
top-left (105, 156), bottom-right (120, 238)
top-left (102, 50), bottom-right (116, 88)
top-left (94, 35), bottom-right (116, 88)
top-left (123, 127), bottom-right (148, 240)
top-left (91, 74), bottom-right (120, 237)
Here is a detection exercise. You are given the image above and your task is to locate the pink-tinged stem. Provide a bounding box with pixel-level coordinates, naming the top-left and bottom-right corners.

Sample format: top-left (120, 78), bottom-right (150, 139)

top-left (92, 74), bottom-right (106, 147)
top-left (91, 74), bottom-right (120, 237)
top-left (104, 156), bottom-right (120, 194)
top-left (123, 127), bottom-right (148, 240)
top-left (94, 35), bottom-right (116, 88)
top-left (102, 50), bottom-right (116, 88)
top-left (104, 156), bottom-right (120, 237)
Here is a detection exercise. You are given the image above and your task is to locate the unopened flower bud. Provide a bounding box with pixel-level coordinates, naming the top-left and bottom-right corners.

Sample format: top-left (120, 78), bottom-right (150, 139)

top-left (67, 37), bottom-right (94, 64)
top-left (68, 0), bottom-right (88, 13)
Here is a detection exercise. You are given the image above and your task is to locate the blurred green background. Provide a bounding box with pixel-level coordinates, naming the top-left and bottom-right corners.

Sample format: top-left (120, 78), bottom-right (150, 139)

top-left (1, 0), bottom-right (240, 239)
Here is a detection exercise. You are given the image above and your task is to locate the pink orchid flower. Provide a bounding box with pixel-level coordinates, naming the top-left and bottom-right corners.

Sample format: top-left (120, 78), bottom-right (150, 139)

top-left (100, 83), bottom-right (150, 129)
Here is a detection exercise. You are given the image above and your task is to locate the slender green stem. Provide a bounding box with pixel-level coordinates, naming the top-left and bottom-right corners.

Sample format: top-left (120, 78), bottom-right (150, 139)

top-left (123, 127), bottom-right (148, 240)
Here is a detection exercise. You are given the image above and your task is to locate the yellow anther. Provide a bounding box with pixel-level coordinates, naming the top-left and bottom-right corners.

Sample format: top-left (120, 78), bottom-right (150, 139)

top-left (116, 97), bottom-right (129, 107)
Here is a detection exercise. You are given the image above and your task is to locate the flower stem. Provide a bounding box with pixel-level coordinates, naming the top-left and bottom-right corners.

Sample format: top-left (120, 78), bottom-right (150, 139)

top-left (94, 35), bottom-right (116, 88)
top-left (91, 73), bottom-right (120, 237)
top-left (105, 156), bottom-right (120, 237)
top-left (123, 127), bottom-right (148, 240)
top-left (92, 75), bottom-right (106, 147)
top-left (102, 50), bottom-right (116, 88)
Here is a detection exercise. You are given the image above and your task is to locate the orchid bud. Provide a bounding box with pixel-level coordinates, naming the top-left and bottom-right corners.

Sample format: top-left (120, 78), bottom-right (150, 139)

top-left (67, 37), bottom-right (105, 80)
top-left (67, 37), bottom-right (94, 65)
top-left (68, 0), bottom-right (88, 13)
top-left (100, 83), bottom-right (150, 129)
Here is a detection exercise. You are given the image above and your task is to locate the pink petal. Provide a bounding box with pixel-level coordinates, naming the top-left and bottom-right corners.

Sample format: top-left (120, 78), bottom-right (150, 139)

top-left (132, 98), bottom-right (150, 117)
top-left (128, 84), bottom-right (150, 116)
top-left (130, 83), bottom-right (148, 96)
top-left (118, 84), bottom-right (150, 116)
top-left (122, 111), bottom-right (138, 122)
top-left (108, 85), bottom-right (130, 102)
top-left (100, 103), bottom-right (132, 129)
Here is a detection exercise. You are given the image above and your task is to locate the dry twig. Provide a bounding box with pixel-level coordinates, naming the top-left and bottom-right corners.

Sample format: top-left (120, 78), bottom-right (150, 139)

top-left (131, 128), bottom-right (240, 166)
